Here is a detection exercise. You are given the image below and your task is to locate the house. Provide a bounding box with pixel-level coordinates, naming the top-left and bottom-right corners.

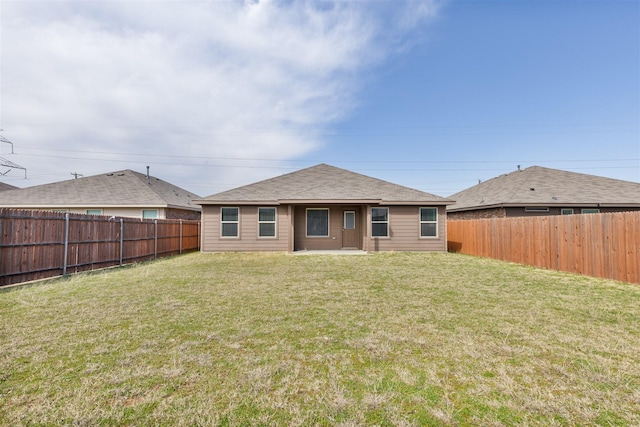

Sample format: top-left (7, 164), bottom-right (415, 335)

top-left (0, 169), bottom-right (201, 220)
top-left (195, 164), bottom-right (454, 252)
top-left (447, 165), bottom-right (640, 220)
top-left (0, 182), bottom-right (18, 192)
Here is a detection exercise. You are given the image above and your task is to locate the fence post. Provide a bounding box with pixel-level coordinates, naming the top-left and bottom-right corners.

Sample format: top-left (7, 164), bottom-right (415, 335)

top-left (154, 220), bottom-right (158, 259)
top-left (179, 220), bottom-right (183, 254)
top-left (62, 213), bottom-right (70, 277)
top-left (119, 218), bottom-right (124, 266)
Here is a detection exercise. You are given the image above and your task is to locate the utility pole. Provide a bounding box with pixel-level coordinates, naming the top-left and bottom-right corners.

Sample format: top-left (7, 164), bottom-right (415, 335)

top-left (71, 172), bottom-right (83, 179)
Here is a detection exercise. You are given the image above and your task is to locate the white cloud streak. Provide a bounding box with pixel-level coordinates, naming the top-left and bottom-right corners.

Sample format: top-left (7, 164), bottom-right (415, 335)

top-left (1, 0), bottom-right (440, 193)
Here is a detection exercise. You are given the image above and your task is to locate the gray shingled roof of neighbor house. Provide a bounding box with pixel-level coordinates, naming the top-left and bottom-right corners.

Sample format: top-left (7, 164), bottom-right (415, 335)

top-left (447, 166), bottom-right (640, 212)
top-left (0, 169), bottom-right (201, 210)
top-left (196, 164), bottom-right (454, 205)
top-left (0, 182), bottom-right (18, 192)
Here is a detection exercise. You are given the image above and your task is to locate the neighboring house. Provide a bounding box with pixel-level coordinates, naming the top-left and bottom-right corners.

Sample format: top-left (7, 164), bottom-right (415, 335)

top-left (195, 164), bottom-right (454, 252)
top-left (0, 182), bottom-right (18, 192)
top-left (447, 165), bottom-right (640, 220)
top-left (0, 169), bottom-right (201, 220)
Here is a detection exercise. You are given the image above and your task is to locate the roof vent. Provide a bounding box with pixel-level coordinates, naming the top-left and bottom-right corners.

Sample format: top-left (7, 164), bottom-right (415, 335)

top-left (530, 187), bottom-right (535, 191)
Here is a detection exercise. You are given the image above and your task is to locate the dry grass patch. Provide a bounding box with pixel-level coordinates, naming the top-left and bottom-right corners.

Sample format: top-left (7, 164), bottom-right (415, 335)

top-left (1, 252), bottom-right (639, 426)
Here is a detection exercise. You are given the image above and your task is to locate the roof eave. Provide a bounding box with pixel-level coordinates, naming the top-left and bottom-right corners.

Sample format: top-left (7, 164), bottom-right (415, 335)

top-left (195, 200), bottom-right (280, 206)
top-left (278, 199), bottom-right (383, 205)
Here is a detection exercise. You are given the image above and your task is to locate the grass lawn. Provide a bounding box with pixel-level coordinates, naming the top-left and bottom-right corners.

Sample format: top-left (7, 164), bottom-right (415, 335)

top-left (1, 252), bottom-right (639, 426)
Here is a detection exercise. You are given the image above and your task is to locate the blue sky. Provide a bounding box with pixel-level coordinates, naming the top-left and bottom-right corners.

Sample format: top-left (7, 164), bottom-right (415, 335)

top-left (1, 0), bottom-right (638, 197)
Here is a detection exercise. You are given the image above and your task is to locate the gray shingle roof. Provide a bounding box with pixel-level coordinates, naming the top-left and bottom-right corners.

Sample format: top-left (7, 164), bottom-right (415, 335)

top-left (0, 170), bottom-right (201, 210)
top-left (0, 182), bottom-right (18, 192)
top-left (448, 166), bottom-right (640, 212)
top-left (197, 164), bottom-right (453, 205)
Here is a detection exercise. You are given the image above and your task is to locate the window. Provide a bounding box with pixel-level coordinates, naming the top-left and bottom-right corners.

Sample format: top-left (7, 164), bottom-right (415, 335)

top-left (524, 207), bottom-right (549, 212)
top-left (221, 207), bottom-right (239, 237)
top-left (142, 209), bottom-right (158, 219)
top-left (561, 209), bottom-right (574, 215)
top-left (344, 211), bottom-right (355, 230)
top-left (86, 209), bottom-right (102, 215)
top-left (258, 207), bottom-right (277, 238)
top-left (306, 209), bottom-right (329, 237)
top-left (581, 208), bottom-right (600, 214)
top-left (371, 207), bottom-right (389, 237)
top-left (420, 207), bottom-right (438, 238)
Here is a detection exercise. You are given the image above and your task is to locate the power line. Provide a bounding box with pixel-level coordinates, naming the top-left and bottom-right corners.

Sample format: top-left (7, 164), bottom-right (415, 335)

top-left (14, 149), bottom-right (640, 165)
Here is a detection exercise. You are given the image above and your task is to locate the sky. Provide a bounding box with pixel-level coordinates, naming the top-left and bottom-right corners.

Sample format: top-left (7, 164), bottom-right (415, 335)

top-left (1, 0), bottom-right (638, 198)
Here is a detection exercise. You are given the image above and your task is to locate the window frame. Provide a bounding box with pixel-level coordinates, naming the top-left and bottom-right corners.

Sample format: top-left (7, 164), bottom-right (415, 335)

top-left (220, 207), bottom-right (240, 238)
top-left (581, 208), bottom-right (600, 214)
top-left (561, 208), bottom-right (574, 215)
top-left (371, 207), bottom-right (389, 238)
top-left (306, 208), bottom-right (330, 238)
top-left (419, 207), bottom-right (438, 238)
top-left (258, 207), bottom-right (277, 238)
top-left (86, 209), bottom-right (103, 215)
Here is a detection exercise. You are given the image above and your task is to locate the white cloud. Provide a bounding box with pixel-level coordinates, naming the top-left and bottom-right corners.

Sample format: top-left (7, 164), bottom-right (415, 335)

top-left (1, 0), bottom-right (440, 194)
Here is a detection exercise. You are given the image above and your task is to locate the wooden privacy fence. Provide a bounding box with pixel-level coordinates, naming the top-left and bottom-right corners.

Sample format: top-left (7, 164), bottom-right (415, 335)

top-left (0, 209), bottom-right (200, 286)
top-left (447, 211), bottom-right (640, 285)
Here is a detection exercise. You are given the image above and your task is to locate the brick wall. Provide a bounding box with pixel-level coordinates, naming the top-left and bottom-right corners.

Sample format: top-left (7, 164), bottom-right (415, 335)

top-left (447, 207), bottom-right (506, 220)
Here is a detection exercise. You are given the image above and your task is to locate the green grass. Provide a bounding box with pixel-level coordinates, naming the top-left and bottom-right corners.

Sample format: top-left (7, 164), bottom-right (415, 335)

top-left (1, 252), bottom-right (639, 426)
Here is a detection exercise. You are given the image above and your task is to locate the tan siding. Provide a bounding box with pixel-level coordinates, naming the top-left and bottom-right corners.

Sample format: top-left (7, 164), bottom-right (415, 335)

top-left (201, 205), bottom-right (290, 252)
top-left (202, 204), bottom-right (448, 252)
top-left (371, 206), bottom-right (447, 252)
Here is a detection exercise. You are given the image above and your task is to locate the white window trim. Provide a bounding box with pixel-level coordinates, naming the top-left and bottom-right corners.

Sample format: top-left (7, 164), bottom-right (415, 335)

top-left (86, 209), bottom-right (103, 215)
top-left (258, 207), bottom-right (277, 239)
top-left (306, 208), bottom-right (330, 238)
top-left (371, 207), bottom-right (389, 238)
top-left (581, 208), bottom-right (600, 214)
top-left (220, 207), bottom-right (240, 239)
top-left (419, 207), bottom-right (438, 239)
top-left (561, 208), bottom-right (574, 215)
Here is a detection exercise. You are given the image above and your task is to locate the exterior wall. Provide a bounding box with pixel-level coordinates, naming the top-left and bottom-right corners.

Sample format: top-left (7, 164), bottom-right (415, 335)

top-left (14, 207), bottom-right (168, 219)
top-left (449, 206), bottom-right (640, 219)
top-left (165, 207), bottom-right (201, 220)
top-left (369, 205), bottom-right (448, 252)
top-left (293, 205), bottom-right (364, 251)
top-left (505, 206), bottom-right (640, 217)
top-left (447, 207), bottom-right (507, 220)
top-left (201, 205), bottom-right (291, 252)
top-left (200, 203), bottom-right (448, 252)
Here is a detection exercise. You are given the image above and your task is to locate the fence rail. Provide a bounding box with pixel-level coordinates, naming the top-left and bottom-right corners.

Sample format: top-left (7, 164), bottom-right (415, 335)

top-left (447, 211), bottom-right (640, 284)
top-left (0, 209), bottom-right (200, 286)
